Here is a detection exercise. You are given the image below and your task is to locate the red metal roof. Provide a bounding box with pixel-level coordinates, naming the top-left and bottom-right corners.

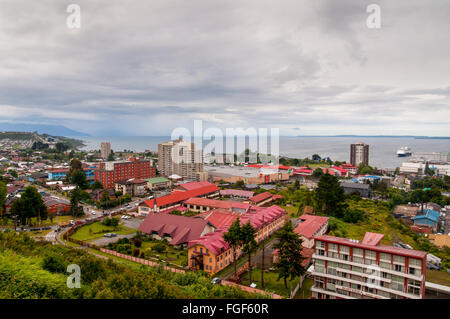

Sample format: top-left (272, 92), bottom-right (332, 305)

top-left (178, 181), bottom-right (214, 191)
top-left (331, 166), bottom-right (348, 174)
top-left (248, 191), bottom-right (273, 203)
top-left (294, 214), bottom-right (329, 238)
top-left (219, 189), bottom-right (254, 198)
top-left (196, 209), bottom-right (240, 228)
top-left (184, 197), bottom-right (251, 210)
top-left (142, 184), bottom-right (219, 208)
top-left (138, 213), bottom-right (211, 245)
top-left (188, 205), bottom-right (286, 255)
top-left (361, 232), bottom-right (384, 246)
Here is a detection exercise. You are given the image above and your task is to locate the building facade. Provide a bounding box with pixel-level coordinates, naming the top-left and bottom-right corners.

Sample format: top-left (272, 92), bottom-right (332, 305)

top-left (310, 232), bottom-right (427, 299)
top-left (350, 143), bottom-right (369, 166)
top-left (158, 138), bottom-right (204, 180)
top-left (95, 157), bottom-right (154, 189)
top-left (100, 142), bottom-right (111, 160)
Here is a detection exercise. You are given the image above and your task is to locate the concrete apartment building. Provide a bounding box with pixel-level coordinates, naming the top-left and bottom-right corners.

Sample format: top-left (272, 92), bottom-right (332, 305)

top-left (158, 138), bottom-right (204, 180)
top-left (95, 157), bottom-right (155, 189)
top-left (310, 232), bottom-right (427, 299)
top-left (100, 142), bottom-right (111, 160)
top-left (350, 143), bottom-right (369, 166)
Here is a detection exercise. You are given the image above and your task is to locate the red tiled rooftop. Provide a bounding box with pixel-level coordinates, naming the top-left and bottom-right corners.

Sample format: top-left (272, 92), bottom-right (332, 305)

top-left (294, 214), bottom-right (329, 238)
top-left (184, 197), bottom-right (251, 210)
top-left (138, 213), bottom-right (211, 245)
top-left (220, 189), bottom-right (254, 198)
top-left (248, 191), bottom-right (273, 203)
top-left (141, 184), bottom-right (219, 209)
top-left (178, 181), bottom-right (214, 191)
top-left (196, 209), bottom-right (240, 228)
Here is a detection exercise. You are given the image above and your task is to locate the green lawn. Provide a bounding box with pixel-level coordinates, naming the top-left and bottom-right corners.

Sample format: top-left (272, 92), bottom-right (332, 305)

top-left (70, 221), bottom-right (135, 242)
top-left (240, 268), bottom-right (300, 297)
top-left (140, 241), bottom-right (188, 266)
top-left (426, 269), bottom-right (450, 286)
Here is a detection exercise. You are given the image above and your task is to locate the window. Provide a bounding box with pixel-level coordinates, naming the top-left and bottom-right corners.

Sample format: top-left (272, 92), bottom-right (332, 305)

top-left (340, 245), bottom-right (349, 253)
top-left (409, 258), bottom-right (421, 267)
top-left (394, 264), bottom-right (403, 272)
top-left (329, 243), bottom-right (338, 252)
top-left (353, 248), bottom-right (363, 257)
top-left (393, 255), bottom-right (405, 265)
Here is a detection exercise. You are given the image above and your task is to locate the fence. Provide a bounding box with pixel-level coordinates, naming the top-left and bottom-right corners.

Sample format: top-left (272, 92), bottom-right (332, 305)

top-left (221, 280), bottom-right (282, 299)
top-left (99, 248), bottom-right (186, 273)
top-left (290, 275), bottom-right (305, 299)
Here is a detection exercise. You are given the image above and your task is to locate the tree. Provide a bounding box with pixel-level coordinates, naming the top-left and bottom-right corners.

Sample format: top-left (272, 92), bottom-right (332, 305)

top-left (91, 180), bottom-right (104, 191)
top-left (71, 170), bottom-right (87, 189)
top-left (0, 181), bottom-right (6, 219)
top-left (107, 150), bottom-right (115, 161)
top-left (69, 188), bottom-right (84, 218)
top-left (55, 142), bottom-right (69, 153)
top-left (315, 173), bottom-right (346, 218)
top-left (223, 218), bottom-right (242, 279)
top-left (8, 169), bottom-right (18, 178)
top-left (358, 162), bottom-right (374, 175)
top-left (10, 186), bottom-right (48, 225)
top-left (240, 221), bottom-right (257, 283)
top-left (272, 220), bottom-right (306, 289)
top-left (312, 168), bottom-right (324, 178)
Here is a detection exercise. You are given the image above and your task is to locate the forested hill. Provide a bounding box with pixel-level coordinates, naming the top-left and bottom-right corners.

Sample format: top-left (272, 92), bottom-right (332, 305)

top-left (0, 131), bottom-right (84, 150)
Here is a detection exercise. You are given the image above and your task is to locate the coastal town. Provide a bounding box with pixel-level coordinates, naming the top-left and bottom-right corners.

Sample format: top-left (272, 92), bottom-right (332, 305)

top-left (1, 133), bottom-right (449, 299)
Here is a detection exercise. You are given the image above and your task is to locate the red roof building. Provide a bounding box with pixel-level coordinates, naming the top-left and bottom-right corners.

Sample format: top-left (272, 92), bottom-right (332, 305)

top-left (294, 214), bottom-right (329, 248)
top-left (188, 205), bottom-right (288, 273)
top-left (247, 191), bottom-right (274, 206)
top-left (138, 184), bottom-right (220, 214)
top-left (184, 197), bottom-right (251, 213)
top-left (177, 181), bottom-right (214, 191)
top-left (219, 189), bottom-right (254, 199)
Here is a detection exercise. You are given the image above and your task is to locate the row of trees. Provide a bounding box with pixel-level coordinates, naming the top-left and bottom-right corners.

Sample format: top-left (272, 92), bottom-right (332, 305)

top-left (223, 218), bottom-right (306, 289)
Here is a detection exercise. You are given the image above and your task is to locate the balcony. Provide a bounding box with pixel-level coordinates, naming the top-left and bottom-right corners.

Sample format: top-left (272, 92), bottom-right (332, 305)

top-left (313, 253), bottom-right (423, 281)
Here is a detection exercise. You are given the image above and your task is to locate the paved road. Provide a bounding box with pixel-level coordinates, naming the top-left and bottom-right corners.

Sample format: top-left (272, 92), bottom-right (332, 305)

top-left (90, 233), bottom-right (136, 246)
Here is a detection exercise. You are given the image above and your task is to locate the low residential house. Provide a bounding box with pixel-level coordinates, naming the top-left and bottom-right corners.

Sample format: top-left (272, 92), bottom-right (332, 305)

top-left (339, 164), bottom-right (358, 175)
top-left (294, 214), bottom-right (329, 248)
top-left (183, 197), bottom-right (251, 214)
top-left (246, 191), bottom-right (274, 206)
top-left (176, 181), bottom-right (213, 191)
top-left (331, 166), bottom-right (349, 177)
top-left (44, 197), bottom-right (71, 215)
top-left (137, 213), bottom-right (215, 248)
top-left (146, 176), bottom-right (171, 191)
top-left (114, 178), bottom-right (147, 197)
top-left (219, 189), bottom-right (254, 199)
top-left (410, 225), bottom-right (433, 235)
top-left (138, 184), bottom-right (220, 214)
top-left (413, 209), bottom-right (440, 231)
top-left (340, 181), bottom-right (371, 198)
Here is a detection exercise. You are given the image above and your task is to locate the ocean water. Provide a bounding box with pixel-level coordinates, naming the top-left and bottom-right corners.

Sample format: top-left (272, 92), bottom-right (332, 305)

top-left (80, 136), bottom-right (450, 170)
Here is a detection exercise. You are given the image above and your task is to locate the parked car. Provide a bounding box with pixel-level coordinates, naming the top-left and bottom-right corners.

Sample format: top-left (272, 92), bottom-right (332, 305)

top-left (211, 277), bottom-right (221, 284)
top-left (104, 233), bottom-right (113, 238)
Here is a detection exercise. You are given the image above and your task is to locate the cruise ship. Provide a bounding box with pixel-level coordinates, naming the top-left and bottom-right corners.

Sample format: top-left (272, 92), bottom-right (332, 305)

top-left (397, 146), bottom-right (412, 157)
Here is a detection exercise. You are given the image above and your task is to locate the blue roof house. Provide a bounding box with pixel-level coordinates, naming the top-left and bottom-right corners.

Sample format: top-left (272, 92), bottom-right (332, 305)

top-left (413, 209), bottom-right (440, 229)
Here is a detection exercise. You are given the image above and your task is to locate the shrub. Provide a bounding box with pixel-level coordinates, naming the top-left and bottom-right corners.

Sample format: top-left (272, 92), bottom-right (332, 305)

top-left (42, 253), bottom-right (66, 273)
top-left (133, 238), bottom-right (142, 248)
top-left (133, 248), bottom-right (140, 257)
top-left (152, 242), bottom-right (166, 254)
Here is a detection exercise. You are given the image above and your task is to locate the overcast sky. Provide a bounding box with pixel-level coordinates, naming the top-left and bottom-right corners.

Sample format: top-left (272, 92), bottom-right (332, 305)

top-left (0, 0), bottom-right (449, 136)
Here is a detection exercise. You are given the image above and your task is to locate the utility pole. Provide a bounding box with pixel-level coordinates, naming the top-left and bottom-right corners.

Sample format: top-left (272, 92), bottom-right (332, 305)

top-left (261, 216), bottom-right (265, 289)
